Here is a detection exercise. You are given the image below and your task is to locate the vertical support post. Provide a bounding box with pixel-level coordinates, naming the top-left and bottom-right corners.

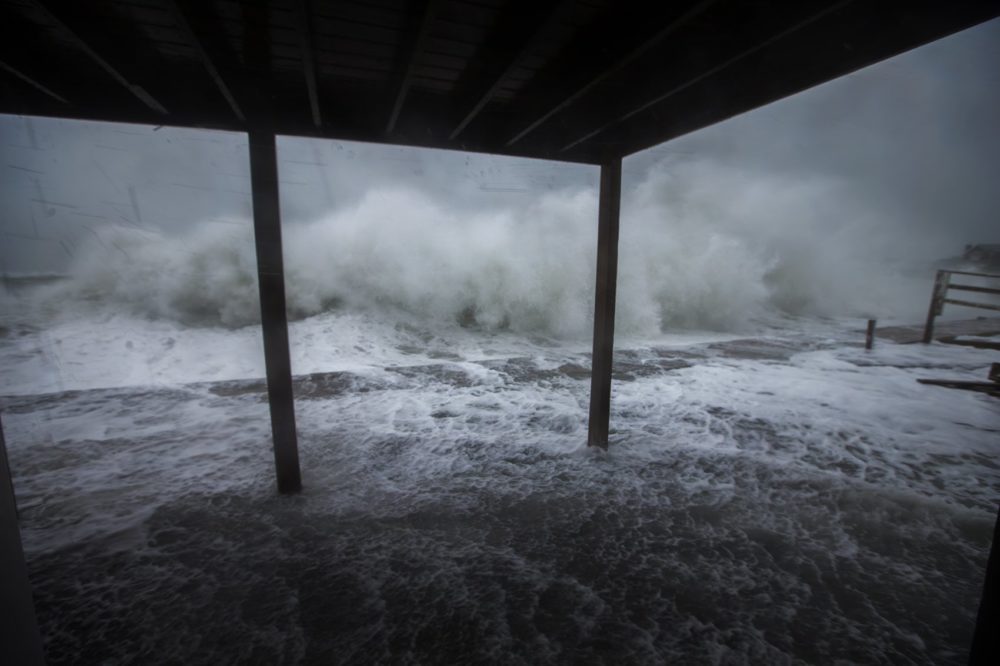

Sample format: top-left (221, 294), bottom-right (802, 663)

top-left (865, 319), bottom-right (877, 350)
top-left (0, 413), bottom-right (46, 666)
top-left (587, 158), bottom-right (622, 449)
top-left (969, 503), bottom-right (999, 663)
top-left (922, 270), bottom-right (949, 344)
top-left (248, 128), bottom-right (302, 493)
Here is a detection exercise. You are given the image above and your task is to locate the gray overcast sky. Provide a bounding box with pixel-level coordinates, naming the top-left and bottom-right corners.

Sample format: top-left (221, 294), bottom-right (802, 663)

top-left (1, 17), bottom-right (998, 275)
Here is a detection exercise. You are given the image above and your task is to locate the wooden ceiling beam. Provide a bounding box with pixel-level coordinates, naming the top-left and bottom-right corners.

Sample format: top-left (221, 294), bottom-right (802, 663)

top-left (27, 0), bottom-right (168, 115)
top-left (504, 0), bottom-right (718, 148)
top-left (0, 4), bottom-right (88, 111)
top-left (558, 0), bottom-right (852, 154)
top-left (167, 0), bottom-right (246, 122)
top-left (294, 0), bottom-right (322, 127)
top-left (0, 58), bottom-right (69, 105)
top-left (448, 0), bottom-right (571, 142)
top-left (385, 0), bottom-right (441, 135)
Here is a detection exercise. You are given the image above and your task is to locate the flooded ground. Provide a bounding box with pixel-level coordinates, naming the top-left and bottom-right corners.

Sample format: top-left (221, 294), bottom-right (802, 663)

top-left (3, 322), bottom-right (997, 664)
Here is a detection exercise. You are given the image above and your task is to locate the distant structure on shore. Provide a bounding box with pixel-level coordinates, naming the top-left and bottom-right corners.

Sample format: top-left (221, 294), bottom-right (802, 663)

top-left (963, 244), bottom-right (1000, 268)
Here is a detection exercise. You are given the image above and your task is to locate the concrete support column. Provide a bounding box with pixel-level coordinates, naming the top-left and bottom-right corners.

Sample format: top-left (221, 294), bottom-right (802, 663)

top-left (248, 129), bottom-right (301, 493)
top-left (587, 158), bottom-right (622, 448)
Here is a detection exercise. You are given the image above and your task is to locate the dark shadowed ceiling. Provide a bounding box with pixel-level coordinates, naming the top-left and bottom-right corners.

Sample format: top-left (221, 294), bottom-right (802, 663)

top-left (1, 0), bottom-right (997, 164)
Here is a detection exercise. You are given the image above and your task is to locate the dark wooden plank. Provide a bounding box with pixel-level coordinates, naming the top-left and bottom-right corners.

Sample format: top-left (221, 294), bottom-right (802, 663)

top-left (248, 128), bottom-right (302, 494)
top-left (311, 0), bottom-right (405, 28)
top-left (429, 16), bottom-right (488, 45)
top-left (948, 283), bottom-right (1000, 296)
top-left (435, 0), bottom-right (497, 28)
top-left (940, 269), bottom-right (1000, 279)
top-left (411, 63), bottom-right (461, 81)
top-left (313, 15), bottom-right (403, 46)
top-left (314, 48), bottom-right (393, 72)
top-left (936, 336), bottom-right (1000, 351)
top-left (943, 298), bottom-right (1000, 313)
top-left (422, 35), bottom-right (478, 58)
top-left (587, 158), bottom-right (621, 448)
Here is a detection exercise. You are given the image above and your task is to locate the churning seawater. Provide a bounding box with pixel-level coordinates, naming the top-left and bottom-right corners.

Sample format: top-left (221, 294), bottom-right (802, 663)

top-left (2, 298), bottom-right (997, 664)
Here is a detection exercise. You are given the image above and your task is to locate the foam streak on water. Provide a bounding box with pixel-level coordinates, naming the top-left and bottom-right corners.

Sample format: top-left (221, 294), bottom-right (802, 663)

top-left (2, 316), bottom-right (997, 665)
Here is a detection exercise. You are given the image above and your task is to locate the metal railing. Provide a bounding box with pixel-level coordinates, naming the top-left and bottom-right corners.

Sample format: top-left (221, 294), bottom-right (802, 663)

top-left (923, 269), bottom-right (1000, 343)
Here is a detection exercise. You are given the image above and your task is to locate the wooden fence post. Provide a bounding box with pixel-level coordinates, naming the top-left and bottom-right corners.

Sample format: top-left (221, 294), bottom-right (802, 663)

top-left (922, 270), bottom-right (949, 344)
top-left (865, 319), bottom-right (877, 350)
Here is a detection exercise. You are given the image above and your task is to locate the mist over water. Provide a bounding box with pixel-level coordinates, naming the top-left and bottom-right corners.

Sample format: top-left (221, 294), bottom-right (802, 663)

top-left (25, 155), bottom-right (941, 339)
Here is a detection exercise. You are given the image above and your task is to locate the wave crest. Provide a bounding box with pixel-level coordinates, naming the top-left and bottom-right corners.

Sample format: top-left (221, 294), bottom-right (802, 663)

top-left (41, 160), bottom-right (929, 334)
